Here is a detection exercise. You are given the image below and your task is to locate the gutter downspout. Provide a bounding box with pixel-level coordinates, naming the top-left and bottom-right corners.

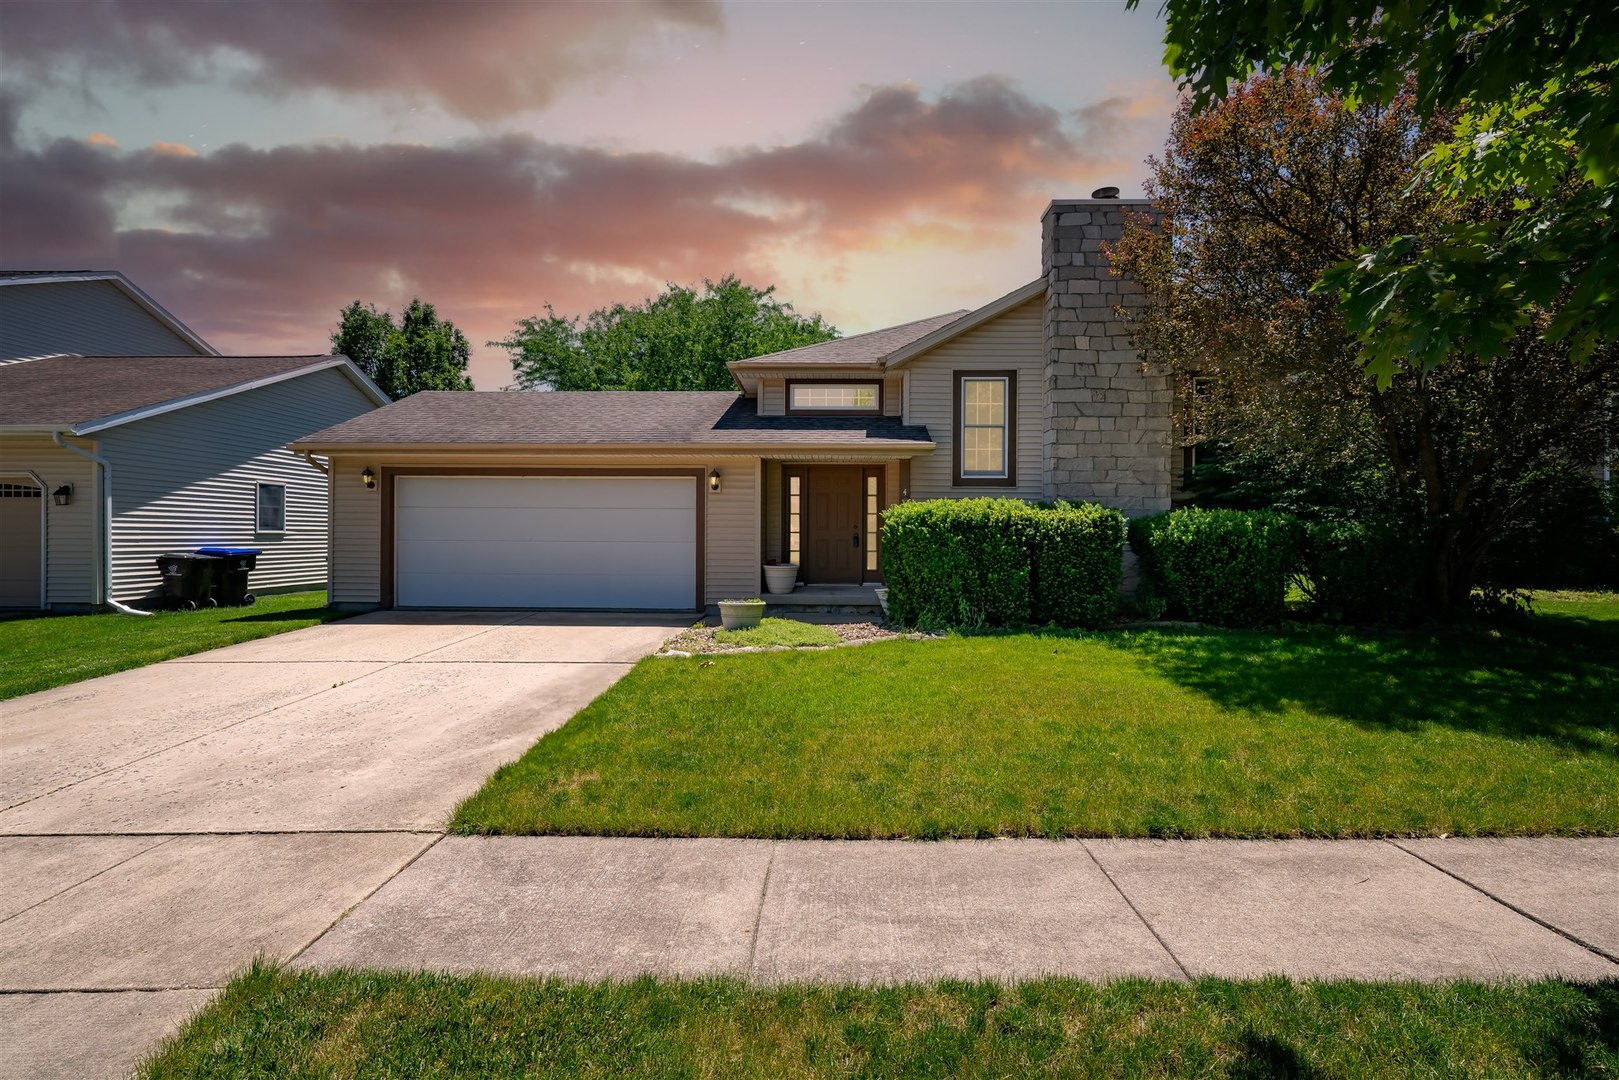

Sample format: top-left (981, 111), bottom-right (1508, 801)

top-left (301, 452), bottom-right (329, 474)
top-left (52, 431), bottom-right (151, 616)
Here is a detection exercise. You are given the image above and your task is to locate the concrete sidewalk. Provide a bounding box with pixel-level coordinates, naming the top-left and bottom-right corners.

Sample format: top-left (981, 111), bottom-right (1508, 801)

top-left (296, 835), bottom-right (1619, 985)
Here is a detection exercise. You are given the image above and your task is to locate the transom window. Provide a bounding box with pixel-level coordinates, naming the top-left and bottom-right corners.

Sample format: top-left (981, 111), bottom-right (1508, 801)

top-left (256, 482), bottom-right (287, 533)
top-left (788, 382), bottom-right (879, 412)
top-left (957, 375), bottom-right (1011, 481)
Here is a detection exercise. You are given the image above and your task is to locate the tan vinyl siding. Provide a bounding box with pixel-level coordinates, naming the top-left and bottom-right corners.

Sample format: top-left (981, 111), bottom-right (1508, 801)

top-left (883, 376), bottom-right (903, 417)
top-left (903, 297), bottom-right (1044, 501)
top-left (759, 379), bottom-right (785, 416)
top-left (329, 454), bottom-right (381, 605)
top-left (0, 281), bottom-right (203, 360)
top-left (0, 436), bottom-right (96, 607)
top-left (329, 452), bottom-right (762, 608)
top-left (762, 459), bottom-right (782, 562)
top-left (96, 367), bottom-right (378, 603)
top-left (706, 459), bottom-right (760, 601)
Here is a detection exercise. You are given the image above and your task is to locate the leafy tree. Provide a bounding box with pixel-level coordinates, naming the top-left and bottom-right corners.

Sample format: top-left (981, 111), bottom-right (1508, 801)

top-left (1108, 70), bottom-right (1619, 618)
top-left (494, 276), bottom-right (837, 391)
top-left (1133, 0), bottom-right (1617, 382)
top-left (331, 298), bottom-right (474, 399)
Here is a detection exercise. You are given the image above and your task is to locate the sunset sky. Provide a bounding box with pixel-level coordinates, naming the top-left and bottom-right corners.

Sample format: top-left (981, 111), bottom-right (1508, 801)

top-left (0, 0), bottom-right (1177, 388)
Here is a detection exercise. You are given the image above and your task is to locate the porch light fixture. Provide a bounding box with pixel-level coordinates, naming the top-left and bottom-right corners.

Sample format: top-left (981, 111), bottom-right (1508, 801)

top-left (51, 484), bottom-right (73, 506)
top-left (361, 467), bottom-right (377, 490)
top-left (708, 469), bottom-right (721, 493)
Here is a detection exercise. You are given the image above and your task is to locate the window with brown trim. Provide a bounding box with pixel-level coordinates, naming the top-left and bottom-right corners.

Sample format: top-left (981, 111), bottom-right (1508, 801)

top-left (786, 380), bottom-right (881, 414)
top-left (952, 370), bottom-right (1016, 486)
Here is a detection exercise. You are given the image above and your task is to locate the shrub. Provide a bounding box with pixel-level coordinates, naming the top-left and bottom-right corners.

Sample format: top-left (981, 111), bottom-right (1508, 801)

top-left (1303, 516), bottom-right (1423, 625)
top-left (1128, 507), bottom-right (1303, 627)
top-left (1029, 501), bottom-right (1126, 628)
top-left (881, 499), bottom-right (1123, 629)
top-left (1483, 464), bottom-right (1619, 589)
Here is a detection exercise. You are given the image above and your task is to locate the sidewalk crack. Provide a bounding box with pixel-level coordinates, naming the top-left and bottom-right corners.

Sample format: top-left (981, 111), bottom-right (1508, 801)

top-left (1081, 840), bottom-right (1191, 982)
top-left (745, 842), bottom-right (777, 980)
top-left (1385, 839), bottom-right (1619, 967)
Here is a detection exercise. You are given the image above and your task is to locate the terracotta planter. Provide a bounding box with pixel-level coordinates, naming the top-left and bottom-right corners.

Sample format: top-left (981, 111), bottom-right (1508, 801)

top-left (718, 599), bottom-right (766, 630)
top-left (763, 563), bottom-right (799, 595)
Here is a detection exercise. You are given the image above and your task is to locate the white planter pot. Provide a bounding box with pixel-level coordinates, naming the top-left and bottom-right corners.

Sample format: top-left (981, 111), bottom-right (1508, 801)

top-left (718, 600), bottom-right (766, 630)
top-left (763, 564), bottom-right (799, 595)
top-left (873, 587), bottom-right (889, 617)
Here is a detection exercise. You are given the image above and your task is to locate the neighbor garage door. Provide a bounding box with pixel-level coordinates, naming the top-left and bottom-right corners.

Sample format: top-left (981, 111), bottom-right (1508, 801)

top-left (394, 475), bottom-right (698, 609)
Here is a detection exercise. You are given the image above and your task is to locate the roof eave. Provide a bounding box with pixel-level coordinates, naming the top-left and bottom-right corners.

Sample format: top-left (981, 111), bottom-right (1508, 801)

top-left (289, 438), bottom-right (937, 456)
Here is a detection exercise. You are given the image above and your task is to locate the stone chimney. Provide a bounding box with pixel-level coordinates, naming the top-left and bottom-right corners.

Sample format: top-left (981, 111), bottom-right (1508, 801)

top-left (1040, 198), bottom-right (1171, 516)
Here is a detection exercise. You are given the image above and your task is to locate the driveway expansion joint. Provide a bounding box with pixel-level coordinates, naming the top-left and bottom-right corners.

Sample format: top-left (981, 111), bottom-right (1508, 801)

top-left (1384, 838), bottom-right (1619, 966)
top-left (744, 841), bottom-right (778, 978)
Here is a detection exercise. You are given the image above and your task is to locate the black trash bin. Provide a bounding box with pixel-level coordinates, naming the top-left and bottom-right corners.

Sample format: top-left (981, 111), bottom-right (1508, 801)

top-left (196, 547), bottom-right (261, 606)
top-left (155, 553), bottom-right (219, 610)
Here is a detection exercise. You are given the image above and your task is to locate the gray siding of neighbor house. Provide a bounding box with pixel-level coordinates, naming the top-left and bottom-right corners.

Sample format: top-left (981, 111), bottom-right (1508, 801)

top-left (96, 367), bottom-right (378, 603)
top-left (0, 436), bottom-right (97, 607)
top-left (902, 296), bottom-right (1046, 501)
top-left (0, 281), bottom-right (203, 360)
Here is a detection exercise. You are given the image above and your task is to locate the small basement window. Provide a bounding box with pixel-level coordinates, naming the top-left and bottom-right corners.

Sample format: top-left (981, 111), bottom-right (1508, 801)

top-left (788, 382), bottom-right (880, 412)
top-left (256, 482), bottom-right (286, 533)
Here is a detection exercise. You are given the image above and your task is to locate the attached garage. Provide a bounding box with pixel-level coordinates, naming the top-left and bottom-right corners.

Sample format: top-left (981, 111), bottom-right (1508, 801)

top-left (392, 474), bottom-right (701, 610)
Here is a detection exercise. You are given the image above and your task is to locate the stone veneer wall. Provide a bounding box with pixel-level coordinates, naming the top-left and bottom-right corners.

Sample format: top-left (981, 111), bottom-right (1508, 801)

top-left (1040, 199), bottom-right (1172, 516)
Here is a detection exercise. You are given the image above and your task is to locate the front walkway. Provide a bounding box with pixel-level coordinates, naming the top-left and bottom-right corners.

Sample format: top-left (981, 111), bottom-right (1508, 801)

top-left (0, 610), bottom-right (684, 1080)
top-left (295, 835), bottom-right (1619, 984)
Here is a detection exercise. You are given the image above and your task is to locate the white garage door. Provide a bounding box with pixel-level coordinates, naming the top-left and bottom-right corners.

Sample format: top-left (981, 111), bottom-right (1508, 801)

top-left (395, 475), bottom-right (698, 609)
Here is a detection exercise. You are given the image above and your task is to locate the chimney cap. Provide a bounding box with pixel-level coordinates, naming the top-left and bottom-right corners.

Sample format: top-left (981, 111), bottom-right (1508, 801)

top-left (1090, 186), bottom-right (1120, 199)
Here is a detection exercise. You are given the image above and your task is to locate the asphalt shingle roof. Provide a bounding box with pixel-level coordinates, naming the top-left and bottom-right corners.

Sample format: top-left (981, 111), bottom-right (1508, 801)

top-left (0, 355), bottom-right (336, 428)
top-left (293, 391), bottom-right (933, 449)
top-left (728, 311), bottom-right (969, 367)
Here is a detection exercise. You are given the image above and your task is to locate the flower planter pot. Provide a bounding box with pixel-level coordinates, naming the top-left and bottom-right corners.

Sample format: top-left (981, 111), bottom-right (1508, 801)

top-left (873, 586), bottom-right (889, 618)
top-left (718, 599), bottom-right (767, 631)
top-left (763, 563), bottom-right (799, 595)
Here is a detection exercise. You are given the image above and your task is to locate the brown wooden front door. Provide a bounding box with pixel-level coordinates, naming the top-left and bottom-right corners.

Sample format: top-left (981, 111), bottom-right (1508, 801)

top-left (802, 465), bottom-right (864, 583)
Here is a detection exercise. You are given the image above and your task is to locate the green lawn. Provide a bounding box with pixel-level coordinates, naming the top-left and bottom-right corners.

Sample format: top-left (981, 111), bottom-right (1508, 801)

top-left (0, 592), bottom-right (352, 700)
top-left (453, 594), bottom-right (1619, 839)
top-left (713, 616), bottom-right (841, 648)
top-left (141, 964), bottom-right (1619, 1079)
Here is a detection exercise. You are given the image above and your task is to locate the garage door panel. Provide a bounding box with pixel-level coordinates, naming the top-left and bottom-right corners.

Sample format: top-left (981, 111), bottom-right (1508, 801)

top-left (396, 476), bottom-right (695, 511)
top-left (394, 475), bottom-right (698, 610)
top-left (395, 505), bottom-right (695, 544)
top-left (397, 569), bottom-right (692, 610)
top-left (397, 538), bottom-right (697, 578)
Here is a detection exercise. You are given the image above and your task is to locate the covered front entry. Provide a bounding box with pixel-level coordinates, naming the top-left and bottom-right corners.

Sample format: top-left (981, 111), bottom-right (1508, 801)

top-left (783, 464), bottom-right (887, 585)
top-left (0, 478), bottom-right (44, 608)
top-left (391, 473), bottom-right (701, 610)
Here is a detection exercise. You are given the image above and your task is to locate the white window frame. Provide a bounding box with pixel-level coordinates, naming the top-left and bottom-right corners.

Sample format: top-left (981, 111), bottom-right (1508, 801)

top-left (957, 374), bottom-right (1011, 481)
top-left (787, 382), bottom-right (881, 413)
top-left (256, 482), bottom-right (287, 534)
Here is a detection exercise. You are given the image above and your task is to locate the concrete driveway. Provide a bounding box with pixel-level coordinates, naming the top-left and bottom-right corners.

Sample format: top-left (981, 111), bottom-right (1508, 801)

top-left (0, 610), bottom-right (679, 1080)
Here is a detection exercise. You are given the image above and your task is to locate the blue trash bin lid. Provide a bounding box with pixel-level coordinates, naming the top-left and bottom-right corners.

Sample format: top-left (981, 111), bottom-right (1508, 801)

top-left (195, 546), bottom-right (261, 556)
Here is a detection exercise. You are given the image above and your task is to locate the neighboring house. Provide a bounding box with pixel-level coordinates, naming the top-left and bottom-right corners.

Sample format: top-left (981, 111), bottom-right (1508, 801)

top-left (0, 355), bottom-right (387, 611)
top-left (0, 271), bottom-right (218, 361)
top-left (292, 198), bottom-right (1172, 611)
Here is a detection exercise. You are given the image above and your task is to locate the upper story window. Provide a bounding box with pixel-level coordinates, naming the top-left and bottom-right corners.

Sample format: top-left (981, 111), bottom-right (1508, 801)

top-left (787, 381), bottom-right (880, 413)
top-left (954, 372), bottom-right (1016, 485)
top-left (256, 482), bottom-right (286, 533)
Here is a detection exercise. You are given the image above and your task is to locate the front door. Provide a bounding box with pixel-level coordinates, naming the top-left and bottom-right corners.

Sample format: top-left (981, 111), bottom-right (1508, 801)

top-left (802, 466), bottom-right (864, 583)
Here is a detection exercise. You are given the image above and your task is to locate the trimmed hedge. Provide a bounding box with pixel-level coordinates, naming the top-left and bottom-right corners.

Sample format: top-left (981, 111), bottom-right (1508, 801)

top-left (882, 499), bottom-right (1123, 629)
top-left (1128, 507), bottom-right (1303, 627)
top-left (1304, 516), bottom-right (1423, 626)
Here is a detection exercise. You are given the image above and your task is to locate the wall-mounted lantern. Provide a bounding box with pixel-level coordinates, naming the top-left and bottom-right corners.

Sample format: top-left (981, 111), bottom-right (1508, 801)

top-left (51, 484), bottom-right (73, 506)
top-left (708, 469), bottom-right (721, 493)
top-left (361, 467), bottom-right (377, 490)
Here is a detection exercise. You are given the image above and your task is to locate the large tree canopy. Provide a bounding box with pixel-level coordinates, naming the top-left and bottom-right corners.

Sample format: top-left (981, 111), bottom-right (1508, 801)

top-left (1132, 0), bottom-right (1617, 381)
top-left (494, 276), bottom-right (837, 392)
top-left (331, 298), bottom-right (474, 399)
top-left (1108, 70), bottom-right (1619, 617)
